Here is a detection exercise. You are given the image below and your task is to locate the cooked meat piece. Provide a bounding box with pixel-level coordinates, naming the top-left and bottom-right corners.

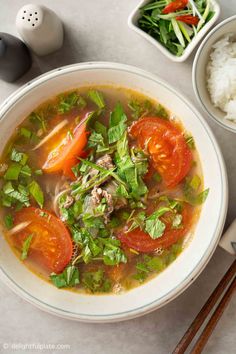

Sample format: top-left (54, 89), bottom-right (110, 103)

top-left (88, 168), bottom-right (99, 179)
top-left (103, 180), bottom-right (128, 210)
top-left (114, 197), bottom-right (127, 210)
top-left (96, 154), bottom-right (114, 170)
top-left (63, 195), bottom-right (74, 209)
top-left (89, 154), bottom-right (114, 181)
top-left (103, 180), bottom-right (117, 196)
top-left (91, 186), bottom-right (114, 223)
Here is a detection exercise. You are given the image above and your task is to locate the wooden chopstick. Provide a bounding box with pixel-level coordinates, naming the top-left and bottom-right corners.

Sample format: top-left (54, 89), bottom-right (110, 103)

top-left (191, 276), bottom-right (236, 354)
top-left (173, 259), bottom-right (236, 354)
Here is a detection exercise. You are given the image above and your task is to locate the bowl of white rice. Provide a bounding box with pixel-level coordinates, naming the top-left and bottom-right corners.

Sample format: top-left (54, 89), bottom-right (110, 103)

top-left (193, 15), bottom-right (236, 133)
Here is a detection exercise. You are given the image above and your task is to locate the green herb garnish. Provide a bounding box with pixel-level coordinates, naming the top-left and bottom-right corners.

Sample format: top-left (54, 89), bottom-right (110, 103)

top-left (134, 255), bottom-right (165, 282)
top-left (50, 265), bottom-right (80, 288)
top-left (20, 127), bottom-right (32, 139)
top-left (29, 112), bottom-right (47, 132)
top-left (4, 214), bottom-right (13, 229)
top-left (145, 207), bottom-right (171, 239)
top-left (58, 92), bottom-right (79, 114)
top-left (138, 0), bottom-right (215, 57)
top-left (21, 234), bottom-right (34, 260)
top-left (88, 90), bottom-right (105, 110)
top-left (108, 102), bottom-right (127, 144)
top-left (29, 180), bottom-right (44, 208)
top-left (185, 135), bottom-right (195, 149)
top-left (34, 169), bottom-right (43, 176)
top-left (10, 148), bottom-right (28, 165)
top-left (20, 165), bottom-right (32, 178)
top-left (1, 181), bottom-right (30, 207)
top-left (4, 163), bottom-right (22, 181)
top-left (82, 269), bottom-right (111, 293)
top-left (184, 177), bottom-right (209, 206)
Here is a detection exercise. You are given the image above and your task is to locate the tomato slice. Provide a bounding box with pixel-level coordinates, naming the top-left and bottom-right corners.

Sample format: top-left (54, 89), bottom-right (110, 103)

top-left (13, 207), bottom-right (73, 273)
top-left (162, 0), bottom-right (188, 14)
top-left (117, 204), bottom-right (192, 252)
top-left (43, 120), bottom-right (88, 177)
top-left (176, 15), bottom-right (199, 25)
top-left (129, 117), bottom-right (192, 188)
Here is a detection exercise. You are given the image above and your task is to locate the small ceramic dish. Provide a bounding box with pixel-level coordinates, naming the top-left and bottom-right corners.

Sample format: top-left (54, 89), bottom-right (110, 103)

top-left (0, 62), bottom-right (228, 322)
top-left (193, 15), bottom-right (236, 133)
top-left (128, 0), bottom-right (220, 63)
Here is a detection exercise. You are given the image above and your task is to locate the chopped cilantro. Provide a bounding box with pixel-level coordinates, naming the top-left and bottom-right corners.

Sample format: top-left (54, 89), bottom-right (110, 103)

top-left (4, 214), bottom-right (13, 229)
top-left (58, 92), bottom-right (78, 114)
top-left (29, 112), bottom-right (47, 132)
top-left (134, 255), bottom-right (165, 283)
top-left (29, 180), bottom-right (44, 208)
top-left (145, 217), bottom-right (166, 239)
top-left (20, 165), bottom-right (32, 178)
top-left (189, 175), bottom-right (201, 191)
top-left (34, 169), bottom-right (43, 176)
top-left (4, 163), bottom-right (22, 181)
top-left (100, 238), bottom-right (127, 266)
top-left (115, 133), bottom-right (148, 199)
top-left (155, 104), bottom-right (168, 119)
top-left (108, 217), bottom-right (120, 228)
top-left (172, 214), bottom-right (183, 229)
top-left (20, 127), bottom-right (32, 139)
top-left (82, 269), bottom-right (111, 293)
top-left (144, 207), bottom-right (172, 239)
top-left (108, 102), bottom-right (127, 144)
top-left (88, 130), bottom-right (109, 153)
top-left (10, 148), bottom-right (28, 165)
top-left (128, 99), bottom-right (168, 120)
top-left (94, 121), bottom-right (107, 139)
top-left (50, 265), bottom-right (80, 288)
top-left (87, 90), bottom-right (105, 110)
top-left (184, 178), bottom-right (209, 206)
top-left (185, 135), bottom-right (195, 149)
top-left (21, 234), bottom-right (34, 260)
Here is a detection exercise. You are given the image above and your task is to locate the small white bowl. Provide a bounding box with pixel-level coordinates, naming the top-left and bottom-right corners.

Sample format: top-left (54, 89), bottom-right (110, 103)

top-left (128, 0), bottom-right (220, 62)
top-left (193, 15), bottom-right (236, 133)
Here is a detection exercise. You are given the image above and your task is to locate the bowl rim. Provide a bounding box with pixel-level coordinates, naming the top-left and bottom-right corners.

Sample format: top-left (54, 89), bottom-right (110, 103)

top-left (128, 0), bottom-right (221, 63)
top-left (192, 14), bottom-right (236, 133)
top-left (0, 62), bottom-right (228, 322)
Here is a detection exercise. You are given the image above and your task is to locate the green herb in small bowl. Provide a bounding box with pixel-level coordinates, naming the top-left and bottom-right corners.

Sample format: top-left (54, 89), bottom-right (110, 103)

top-left (128, 0), bottom-right (220, 62)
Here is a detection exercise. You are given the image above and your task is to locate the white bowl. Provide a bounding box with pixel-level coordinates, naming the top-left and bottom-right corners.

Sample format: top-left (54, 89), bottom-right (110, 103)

top-left (193, 15), bottom-right (236, 133)
top-left (128, 0), bottom-right (220, 62)
top-left (0, 62), bottom-right (228, 322)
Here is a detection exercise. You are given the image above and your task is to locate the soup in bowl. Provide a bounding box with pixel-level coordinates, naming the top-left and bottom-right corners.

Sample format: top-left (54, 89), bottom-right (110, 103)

top-left (0, 63), bottom-right (227, 322)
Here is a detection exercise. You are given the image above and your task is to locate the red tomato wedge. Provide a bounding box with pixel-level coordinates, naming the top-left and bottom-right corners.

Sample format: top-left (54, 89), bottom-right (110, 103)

top-left (176, 15), bottom-right (199, 25)
top-left (129, 117), bottom-right (193, 188)
top-left (13, 207), bottom-right (73, 273)
top-left (162, 0), bottom-right (188, 14)
top-left (42, 120), bottom-right (88, 177)
top-left (117, 204), bottom-right (192, 252)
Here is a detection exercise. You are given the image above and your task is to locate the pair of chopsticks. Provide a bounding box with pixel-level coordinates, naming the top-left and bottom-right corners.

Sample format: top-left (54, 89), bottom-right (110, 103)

top-left (173, 259), bottom-right (236, 354)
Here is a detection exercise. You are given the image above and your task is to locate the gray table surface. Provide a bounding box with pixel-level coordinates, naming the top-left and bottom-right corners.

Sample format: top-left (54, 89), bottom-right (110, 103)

top-left (0, 1), bottom-right (235, 353)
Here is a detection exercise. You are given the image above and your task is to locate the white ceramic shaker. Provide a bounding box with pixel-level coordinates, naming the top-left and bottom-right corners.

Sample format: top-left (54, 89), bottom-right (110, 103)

top-left (16, 4), bottom-right (64, 56)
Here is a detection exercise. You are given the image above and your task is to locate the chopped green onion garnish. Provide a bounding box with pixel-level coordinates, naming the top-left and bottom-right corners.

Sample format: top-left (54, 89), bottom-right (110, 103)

top-left (4, 214), bottom-right (13, 229)
top-left (21, 234), bottom-right (34, 260)
top-left (20, 127), bottom-right (32, 139)
top-left (4, 163), bottom-right (22, 181)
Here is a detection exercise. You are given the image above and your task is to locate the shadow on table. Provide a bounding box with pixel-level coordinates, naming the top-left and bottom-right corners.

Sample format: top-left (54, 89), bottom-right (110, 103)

top-left (15, 24), bottom-right (84, 86)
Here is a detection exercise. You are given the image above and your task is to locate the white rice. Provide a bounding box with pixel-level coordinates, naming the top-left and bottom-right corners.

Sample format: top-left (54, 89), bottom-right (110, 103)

top-left (207, 33), bottom-right (236, 121)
